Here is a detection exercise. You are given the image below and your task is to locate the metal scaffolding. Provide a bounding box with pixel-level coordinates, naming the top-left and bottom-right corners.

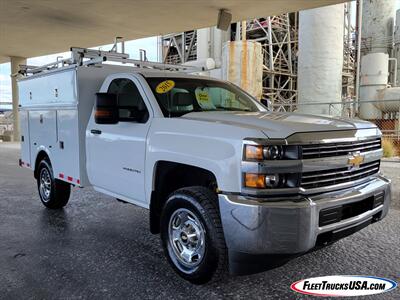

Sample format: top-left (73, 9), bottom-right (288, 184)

top-left (343, 2), bottom-right (356, 101)
top-left (160, 6), bottom-right (355, 109)
top-left (245, 14), bottom-right (298, 110)
top-left (161, 31), bottom-right (197, 64)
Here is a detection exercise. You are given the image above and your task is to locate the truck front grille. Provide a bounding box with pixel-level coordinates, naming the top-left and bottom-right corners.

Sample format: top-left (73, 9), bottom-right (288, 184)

top-left (318, 192), bottom-right (384, 227)
top-left (301, 160), bottom-right (380, 189)
top-left (301, 138), bottom-right (381, 159)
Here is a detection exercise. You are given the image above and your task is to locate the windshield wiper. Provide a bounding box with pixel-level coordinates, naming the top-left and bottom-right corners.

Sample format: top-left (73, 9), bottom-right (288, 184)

top-left (215, 107), bottom-right (251, 112)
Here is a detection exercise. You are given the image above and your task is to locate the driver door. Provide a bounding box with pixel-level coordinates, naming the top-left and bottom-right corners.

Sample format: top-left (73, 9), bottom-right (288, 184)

top-left (86, 76), bottom-right (151, 205)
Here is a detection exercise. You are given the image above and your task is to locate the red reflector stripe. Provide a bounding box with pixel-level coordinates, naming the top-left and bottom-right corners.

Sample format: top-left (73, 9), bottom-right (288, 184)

top-left (59, 173), bottom-right (79, 184)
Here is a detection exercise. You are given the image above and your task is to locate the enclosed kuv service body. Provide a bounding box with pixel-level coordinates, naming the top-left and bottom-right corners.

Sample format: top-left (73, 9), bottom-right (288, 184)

top-left (19, 65), bottom-right (127, 186)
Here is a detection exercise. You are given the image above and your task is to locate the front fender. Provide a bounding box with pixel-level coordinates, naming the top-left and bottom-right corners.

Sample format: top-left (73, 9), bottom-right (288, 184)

top-left (145, 118), bottom-right (266, 202)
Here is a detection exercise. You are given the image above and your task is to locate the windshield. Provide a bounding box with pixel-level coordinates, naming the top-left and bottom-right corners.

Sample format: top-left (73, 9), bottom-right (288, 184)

top-left (146, 77), bottom-right (265, 117)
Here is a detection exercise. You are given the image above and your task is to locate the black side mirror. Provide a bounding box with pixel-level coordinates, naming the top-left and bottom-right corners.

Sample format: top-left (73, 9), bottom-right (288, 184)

top-left (95, 93), bottom-right (119, 124)
top-left (261, 98), bottom-right (272, 110)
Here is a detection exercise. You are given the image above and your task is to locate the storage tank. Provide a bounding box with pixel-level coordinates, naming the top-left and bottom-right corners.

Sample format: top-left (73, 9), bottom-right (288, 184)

top-left (197, 27), bottom-right (227, 68)
top-left (359, 53), bottom-right (388, 119)
top-left (394, 9), bottom-right (400, 85)
top-left (222, 41), bottom-right (263, 100)
top-left (297, 4), bottom-right (344, 115)
top-left (359, 0), bottom-right (399, 119)
top-left (361, 0), bottom-right (395, 55)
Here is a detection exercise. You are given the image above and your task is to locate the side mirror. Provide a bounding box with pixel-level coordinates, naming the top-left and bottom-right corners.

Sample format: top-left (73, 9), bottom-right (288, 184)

top-left (95, 93), bottom-right (119, 124)
top-left (261, 98), bottom-right (272, 110)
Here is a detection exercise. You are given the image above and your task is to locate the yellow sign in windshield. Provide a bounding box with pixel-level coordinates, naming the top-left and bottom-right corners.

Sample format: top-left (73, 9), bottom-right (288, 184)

top-left (155, 80), bottom-right (175, 94)
top-left (195, 88), bottom-right (216, 109)
top-left (196, 91), bottom-right (210, 103)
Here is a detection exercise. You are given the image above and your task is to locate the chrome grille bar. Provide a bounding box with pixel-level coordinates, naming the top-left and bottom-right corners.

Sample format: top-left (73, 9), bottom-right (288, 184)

top-left (301, 138), bottom-right (381, 159)
top-left (301, 161), bottom-right (380, 189)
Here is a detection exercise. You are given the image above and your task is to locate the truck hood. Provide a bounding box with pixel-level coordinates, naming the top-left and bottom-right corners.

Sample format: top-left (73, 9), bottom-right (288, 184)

top-left (181, 111), bottom-right (376, 139)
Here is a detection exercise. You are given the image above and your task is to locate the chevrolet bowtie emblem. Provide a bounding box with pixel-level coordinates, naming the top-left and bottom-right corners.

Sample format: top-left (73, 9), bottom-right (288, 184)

top-left (348, 153), bottom-right (364, 168)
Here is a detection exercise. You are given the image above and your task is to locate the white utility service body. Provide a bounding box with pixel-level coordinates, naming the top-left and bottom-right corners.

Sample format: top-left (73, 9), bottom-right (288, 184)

top-left (18, 64), bottom-right (252, 208)
top-left (18, 49), bottom-right (391, 282)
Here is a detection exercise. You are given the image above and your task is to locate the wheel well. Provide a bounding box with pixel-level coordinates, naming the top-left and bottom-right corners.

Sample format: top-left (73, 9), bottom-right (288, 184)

top-left (34, 151), bottom-right (49, 179)
top-left (149, 161), bottom-right (218, 234)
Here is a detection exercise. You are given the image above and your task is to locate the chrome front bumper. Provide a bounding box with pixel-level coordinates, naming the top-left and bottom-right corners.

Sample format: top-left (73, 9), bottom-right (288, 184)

top-left (219, 175), bottom-right (391, 256)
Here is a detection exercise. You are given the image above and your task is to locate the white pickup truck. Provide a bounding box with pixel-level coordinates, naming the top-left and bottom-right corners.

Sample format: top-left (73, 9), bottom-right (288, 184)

top-left (18, 48), bottom-right (391, 284)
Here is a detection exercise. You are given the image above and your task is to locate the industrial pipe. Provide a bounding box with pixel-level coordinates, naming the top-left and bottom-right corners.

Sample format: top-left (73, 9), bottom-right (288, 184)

top-left (388, 58), bottom-right (397, 86)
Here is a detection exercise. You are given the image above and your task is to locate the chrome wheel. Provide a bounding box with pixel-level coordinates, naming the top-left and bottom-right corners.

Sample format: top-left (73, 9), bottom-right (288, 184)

top-left (168, 208), bottom-right (206, 272)
top-left (39, 168), bottom-right (52, 202)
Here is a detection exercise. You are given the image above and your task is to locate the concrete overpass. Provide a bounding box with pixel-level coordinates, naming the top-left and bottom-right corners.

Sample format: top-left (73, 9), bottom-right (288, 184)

top-left (0, 0), bottom-right (348, 140)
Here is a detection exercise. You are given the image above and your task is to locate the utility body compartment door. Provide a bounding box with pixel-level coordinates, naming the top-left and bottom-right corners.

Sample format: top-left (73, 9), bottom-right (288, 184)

top-left (86, 75), bottom-right (152, 206)
top-left (19, 110), bottom-right (31, 167)
top-left (29, 110), bottom-right (58, 162)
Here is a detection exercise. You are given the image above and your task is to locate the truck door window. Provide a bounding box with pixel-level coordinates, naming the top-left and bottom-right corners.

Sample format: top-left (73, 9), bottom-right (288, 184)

top-left (107, 78), bottom-right (149, 123)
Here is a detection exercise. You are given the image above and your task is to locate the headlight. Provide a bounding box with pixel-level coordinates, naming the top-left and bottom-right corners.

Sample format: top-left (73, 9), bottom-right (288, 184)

top-left (244, 173), bottom-right (267, 188)
top-left (264, 174), bottom-right (283, 188)
top-left (244, 144), bottom-right (299, 161)
top-left (244, 173), bottom-right (285, 189)
top-left (263, 146), bottom-right (284, 160)
top-left (244, 173), bottom-right (300, 189)
top-left (245, 145), bottom-right (264, 160)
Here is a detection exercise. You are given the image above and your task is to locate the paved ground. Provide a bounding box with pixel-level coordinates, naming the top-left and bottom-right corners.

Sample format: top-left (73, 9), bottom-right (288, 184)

top-left (0, 143), bottom-right (399, 299)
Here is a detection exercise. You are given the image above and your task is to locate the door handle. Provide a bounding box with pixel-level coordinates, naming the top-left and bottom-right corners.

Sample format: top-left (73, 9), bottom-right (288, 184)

top-left (90, 129), bottom-right (102, 135)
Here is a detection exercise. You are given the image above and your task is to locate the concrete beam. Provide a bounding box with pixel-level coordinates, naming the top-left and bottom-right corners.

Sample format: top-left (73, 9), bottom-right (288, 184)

top-left (10, 56), bottom-right (26, 142)
top-left (0, 0), bottom-right (348, 64)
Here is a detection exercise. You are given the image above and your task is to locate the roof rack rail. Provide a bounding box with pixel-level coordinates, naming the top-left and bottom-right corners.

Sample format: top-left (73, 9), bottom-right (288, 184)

top-left (17, 46), bottom-right (200, 77)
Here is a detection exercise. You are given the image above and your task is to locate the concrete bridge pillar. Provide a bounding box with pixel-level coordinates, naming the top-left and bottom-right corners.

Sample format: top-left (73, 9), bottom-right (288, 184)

top-left (10, 56), bottom-right (26, 142)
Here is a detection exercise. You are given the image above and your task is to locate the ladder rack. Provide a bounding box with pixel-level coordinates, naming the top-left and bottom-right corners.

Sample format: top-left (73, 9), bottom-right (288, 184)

top-left (18, 47), bottom-right (200, 76)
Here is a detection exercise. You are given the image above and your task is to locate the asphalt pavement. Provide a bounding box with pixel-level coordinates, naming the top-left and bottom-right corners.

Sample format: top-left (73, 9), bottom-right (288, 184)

top-left (0, 143), bottom-right (399, 299)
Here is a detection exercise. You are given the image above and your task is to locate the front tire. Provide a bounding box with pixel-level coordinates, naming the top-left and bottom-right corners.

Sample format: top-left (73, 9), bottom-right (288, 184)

top-left (37, 159), bottom-right (70, 209)
top-left (160, 186), bottom-right (228, 284)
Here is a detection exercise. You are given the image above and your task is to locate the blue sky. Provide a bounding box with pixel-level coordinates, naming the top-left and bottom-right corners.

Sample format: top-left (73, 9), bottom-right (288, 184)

top-left (0, 36), bottom-right (158, 109)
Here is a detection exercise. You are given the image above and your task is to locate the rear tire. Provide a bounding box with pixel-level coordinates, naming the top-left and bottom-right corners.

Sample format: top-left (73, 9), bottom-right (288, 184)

top-left (160, 186), bottom-right (228, 284)
top-left (37, 159), bottom-right (70, 209)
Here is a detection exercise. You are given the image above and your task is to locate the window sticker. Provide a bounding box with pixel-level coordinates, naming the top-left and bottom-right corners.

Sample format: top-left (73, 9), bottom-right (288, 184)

top-left (195, 88), bottom-right (216, 109)
top-left (156, 80), bottom-right (175, 94)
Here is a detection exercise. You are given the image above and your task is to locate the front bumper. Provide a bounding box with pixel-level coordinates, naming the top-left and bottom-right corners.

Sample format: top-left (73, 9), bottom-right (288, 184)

top-left (218, 175), bottom-right (391, 274)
